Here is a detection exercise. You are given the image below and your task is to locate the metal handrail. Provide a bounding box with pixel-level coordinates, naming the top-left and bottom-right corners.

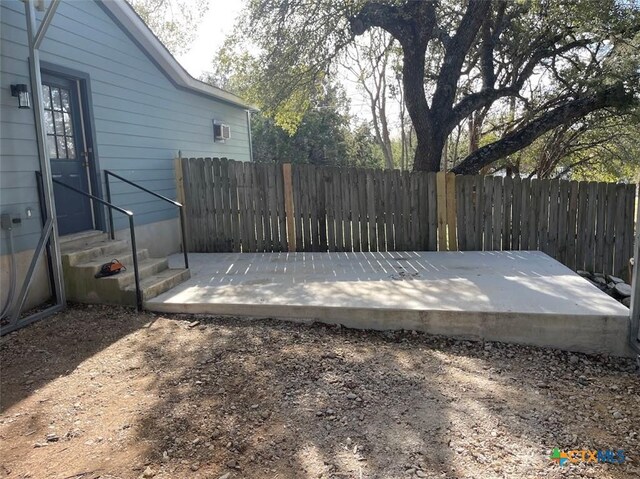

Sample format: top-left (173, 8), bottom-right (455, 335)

top-left (48, 176), bottom-right (143, 311)
top-left (104, 170), bottom-right (189, 270)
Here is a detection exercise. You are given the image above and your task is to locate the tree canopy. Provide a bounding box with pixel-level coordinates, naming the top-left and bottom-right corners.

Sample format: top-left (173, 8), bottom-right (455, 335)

top-left (129, 0), bottom-right (209, 55)
top-left (226, 0), bottom-right (639, 173)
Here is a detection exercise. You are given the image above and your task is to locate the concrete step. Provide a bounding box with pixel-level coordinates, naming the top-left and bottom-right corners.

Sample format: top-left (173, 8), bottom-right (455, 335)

top-left (61, 239), bottom-right (130, 268)
top-left (59, 230), bottom-right (108, 250)
top-left (67, 257), bottom-right (170, 306)
top-left (73, 249), bottom-right (150, 276)
top-left (127, 268), bottom-right (191, 304)
top-left (97, 257), bottom-right (169, 289)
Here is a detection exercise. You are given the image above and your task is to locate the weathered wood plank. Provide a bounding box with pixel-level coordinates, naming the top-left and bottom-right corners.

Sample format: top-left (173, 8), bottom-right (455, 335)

top-left (228, 161), bottom-right (241, 252)
top-left (566, 181), bottom-right (579, 270)
top-left (336, 166), bottom-right (345, 251)
top-left (483, 176), bottom-right (493, 250)
top-left (210, 159), bottom-right (222, 251)
top-left (613, 184), bottom-right (627, 278)
top-left (584, 182), bottom-right (597, 272)
top-left (602, 182), bottom-right (616, 275)
top-left (325, 168), bottom-right (336, 251)
top-left (357, 169), bottom-right (368, 252)
top-left (298, 165), bottom-right (311, 252)
top-left (308, 165), bottom-right (320, 251)
top-left (547, 179), bottom-right (559, 259)
top-left (192, 158), bottom-right (206, 251)
top-left (461, 176), bottom-right (473, 250)
top-left (594, 182), bottom-right (607, 273)
top-left (317, 167), bottom-right (327, 251)
top-left (445, 173), bottom-right (457, 251)
top-left (274, 162), bottom-right (287, 252)
top-left (511, 176), bottom-right (522, 250)
top-left (575, 182), bottom-right (588, 271)
top-left (456, 175), bottom-right (466, 251)
top-left (427, 172), bottom-right (438, 251)
top-left (235, 162), bottom-right (247, 251)
top-left (502, 176), bottom-right (512, 250)
top-left (492, 176), bottom-right (503, 251)
top-left (378, 169), bottom-right (388, 251)
top-left (519, 178), bottom-right (531, 250)
top-left (220, 159), bottom-right (233, 251)
top-left (436, 171), bottom-right (447, 251)
top-left (556, 179), bottom-right (569, 265)
top-left (473, 175), bottom-right (484, 250)
top-left (623, 184), bottom-right (636, 281)
top-left (529, 179), bottom-right (541, 250)
top-left (538, 179), bottom-right (550, 254)
top-left (282, 163), bottom-right (295, 252)
top-left (365, 169), bottom-right (377, 251)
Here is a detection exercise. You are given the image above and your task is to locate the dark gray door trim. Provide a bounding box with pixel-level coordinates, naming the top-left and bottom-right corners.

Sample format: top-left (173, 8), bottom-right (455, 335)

top-left (39, 61), bottom-right (105, 232)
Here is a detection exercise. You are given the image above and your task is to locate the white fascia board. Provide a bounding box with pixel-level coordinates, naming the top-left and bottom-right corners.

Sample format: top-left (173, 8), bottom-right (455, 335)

top-left (100, 0), bottom-right (255, 110)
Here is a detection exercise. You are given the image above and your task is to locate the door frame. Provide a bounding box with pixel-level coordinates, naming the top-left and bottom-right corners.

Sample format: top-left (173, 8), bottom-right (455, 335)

top-left (40, 62), bottom-right (105, 233)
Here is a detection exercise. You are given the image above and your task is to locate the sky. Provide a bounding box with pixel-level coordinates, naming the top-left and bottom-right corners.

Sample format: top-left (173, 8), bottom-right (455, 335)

top-left (175, 0), bottom-right (244, 79)
top-left (172, 0), bottom-right (390, 126)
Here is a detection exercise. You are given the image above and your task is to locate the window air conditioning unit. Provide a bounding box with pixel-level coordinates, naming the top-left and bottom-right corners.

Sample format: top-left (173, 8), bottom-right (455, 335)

top-left (213, 121), bottom-right (230, 142)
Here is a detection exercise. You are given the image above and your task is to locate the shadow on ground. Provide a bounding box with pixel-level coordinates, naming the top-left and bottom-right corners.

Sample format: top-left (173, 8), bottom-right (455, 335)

top-left (0, 305), bottom-right (638, 479)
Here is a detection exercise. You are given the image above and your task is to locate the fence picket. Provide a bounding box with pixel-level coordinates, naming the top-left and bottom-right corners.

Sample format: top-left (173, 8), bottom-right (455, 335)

top-left (511, 176), bottom-right (521, 250)
top-left (180, 158), bottom-right (633, 278)
top-left (492, 176), bottom-right (503, 251)
top-left (594, 182), bottom-right (606, 273)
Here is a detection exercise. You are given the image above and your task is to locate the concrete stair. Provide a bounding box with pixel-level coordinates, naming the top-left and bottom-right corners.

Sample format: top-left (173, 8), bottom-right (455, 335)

top-left (60, 230), bottom-right (190, 307)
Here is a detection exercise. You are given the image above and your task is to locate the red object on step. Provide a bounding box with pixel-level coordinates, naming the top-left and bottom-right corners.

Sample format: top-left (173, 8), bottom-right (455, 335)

top-left (94, 259), bottom-right (127, 278)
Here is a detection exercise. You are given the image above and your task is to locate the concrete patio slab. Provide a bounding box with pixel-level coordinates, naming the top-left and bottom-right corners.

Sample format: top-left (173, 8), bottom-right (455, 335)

top-left (146, 251), bottom-right (632, 356)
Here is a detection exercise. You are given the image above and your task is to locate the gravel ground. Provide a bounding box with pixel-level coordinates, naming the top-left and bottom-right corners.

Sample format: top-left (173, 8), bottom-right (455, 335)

top-left (0, 304), bottom-right (638, 479)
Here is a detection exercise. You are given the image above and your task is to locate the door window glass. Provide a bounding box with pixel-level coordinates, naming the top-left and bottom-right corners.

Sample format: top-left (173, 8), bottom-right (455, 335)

top-left (43, 84), bottom-right (76, 159)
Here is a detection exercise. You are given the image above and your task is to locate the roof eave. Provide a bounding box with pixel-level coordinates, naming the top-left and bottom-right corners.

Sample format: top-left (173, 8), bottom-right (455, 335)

top-left (100, 0), bottom-right (255, 110)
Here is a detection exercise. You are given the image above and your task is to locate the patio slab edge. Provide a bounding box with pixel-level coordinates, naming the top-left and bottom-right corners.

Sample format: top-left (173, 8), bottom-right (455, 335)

top-left (144, 301), bottom-right (633, 358)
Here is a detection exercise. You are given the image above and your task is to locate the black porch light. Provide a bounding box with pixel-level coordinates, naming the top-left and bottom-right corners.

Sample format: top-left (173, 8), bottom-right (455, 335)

top-left (10, 84), bottom-right (31, 109)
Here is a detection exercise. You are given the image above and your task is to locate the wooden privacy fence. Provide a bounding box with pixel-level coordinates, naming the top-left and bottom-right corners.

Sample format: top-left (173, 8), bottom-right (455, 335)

top-left (175, 157), bottom-right (637, 279)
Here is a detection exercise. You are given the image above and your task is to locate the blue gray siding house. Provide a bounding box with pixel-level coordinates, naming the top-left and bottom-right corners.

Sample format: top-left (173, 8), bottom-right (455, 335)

top-left (0, 0), bottom-right (252, 311)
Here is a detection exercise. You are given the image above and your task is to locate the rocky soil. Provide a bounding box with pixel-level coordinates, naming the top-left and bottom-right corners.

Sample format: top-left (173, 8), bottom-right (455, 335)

top-left (0, 304), bottom-right (638, 479)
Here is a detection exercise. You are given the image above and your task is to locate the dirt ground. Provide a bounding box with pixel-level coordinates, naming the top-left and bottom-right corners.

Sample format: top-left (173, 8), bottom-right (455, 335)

top-left (0, 304), bottom-right (638, 479)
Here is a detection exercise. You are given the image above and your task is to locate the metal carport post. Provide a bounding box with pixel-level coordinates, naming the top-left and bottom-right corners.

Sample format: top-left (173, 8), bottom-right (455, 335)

top-left (2, 0), bottom-right (65, 334)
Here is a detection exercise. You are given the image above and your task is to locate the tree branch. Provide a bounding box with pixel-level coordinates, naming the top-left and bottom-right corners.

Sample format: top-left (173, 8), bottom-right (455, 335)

top-left (431, 0), bottom-right (492, 114)
top-left (452, 83), bottom-right (634, 174)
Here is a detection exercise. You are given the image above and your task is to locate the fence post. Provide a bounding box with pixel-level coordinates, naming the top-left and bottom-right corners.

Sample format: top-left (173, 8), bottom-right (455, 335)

top-left (174, 151), bottom-right (186, 205)
top-left (446, 173), bottom-right (458, 251)
top-left (174, 152), bottom-right (188, 251)
top-left (436, 171), bottom-right (448, 250)
top-left (282, 163), bottom-right (296, 252)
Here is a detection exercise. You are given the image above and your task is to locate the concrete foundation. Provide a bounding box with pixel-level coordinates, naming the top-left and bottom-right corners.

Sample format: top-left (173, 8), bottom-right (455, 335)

top-left (0, 217), bottom-right (181, 317)
top-left (147, 250), bottom-right (633, 357)
top-left (0, 248), bottom-right (52, 314)
top-left (114, 217), bottom-right (181, 258)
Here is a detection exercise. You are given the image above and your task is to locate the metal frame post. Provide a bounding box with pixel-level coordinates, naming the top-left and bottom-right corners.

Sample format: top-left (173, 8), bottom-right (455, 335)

top-left (128, 216), bottom-right (143, 311)
top-left (24, 0), bottom-right (65, 308)
top-left (104, 170), bottom-right (115, 239)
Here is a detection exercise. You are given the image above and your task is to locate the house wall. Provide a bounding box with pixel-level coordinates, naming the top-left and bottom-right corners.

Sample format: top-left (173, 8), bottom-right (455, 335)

top-left (0, 0), bottom-right (251, 311)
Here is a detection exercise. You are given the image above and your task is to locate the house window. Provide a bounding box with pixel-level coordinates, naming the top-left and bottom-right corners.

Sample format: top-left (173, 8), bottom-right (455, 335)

top-left (42, 84), bottom-right (76, 159)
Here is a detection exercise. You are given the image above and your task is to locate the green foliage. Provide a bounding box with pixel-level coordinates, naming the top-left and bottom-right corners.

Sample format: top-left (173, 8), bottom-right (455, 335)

top-left (249, 84), bottom-right (384, 167)
top-left (128, 0), bottom-right (209, 55)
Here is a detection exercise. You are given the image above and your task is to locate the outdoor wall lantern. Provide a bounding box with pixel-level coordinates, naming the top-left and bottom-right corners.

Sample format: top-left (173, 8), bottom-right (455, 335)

top-left (10, 84), bottom-right (31, 109)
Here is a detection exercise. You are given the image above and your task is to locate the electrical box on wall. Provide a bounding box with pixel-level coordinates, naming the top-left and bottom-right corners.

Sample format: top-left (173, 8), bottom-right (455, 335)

top-left (213, 121), bottom-right (231, 142)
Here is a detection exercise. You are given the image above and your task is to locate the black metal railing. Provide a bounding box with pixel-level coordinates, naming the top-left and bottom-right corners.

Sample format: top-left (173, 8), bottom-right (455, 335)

top-left (104, 170), bottom-right (189, 270)
top-left (47, 175), bottom-right (143, 311)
